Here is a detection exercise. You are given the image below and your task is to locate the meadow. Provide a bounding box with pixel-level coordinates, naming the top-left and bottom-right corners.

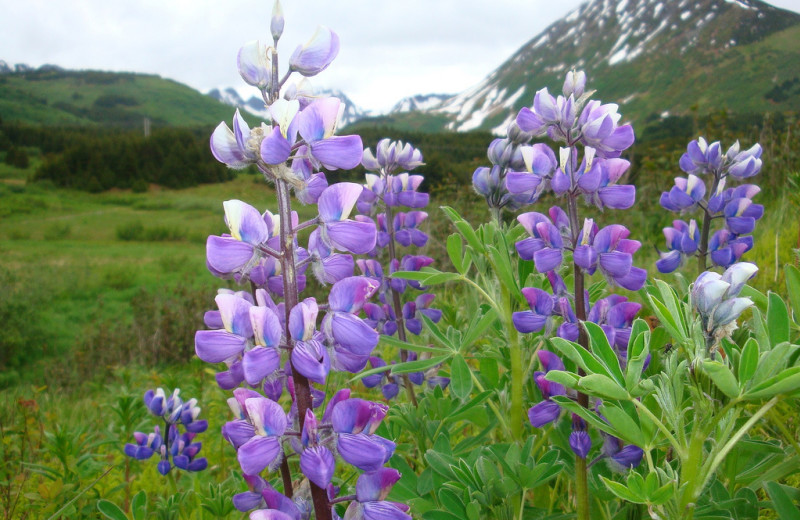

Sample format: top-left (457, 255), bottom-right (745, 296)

top-left (1, 114), bottom-right (799, 520)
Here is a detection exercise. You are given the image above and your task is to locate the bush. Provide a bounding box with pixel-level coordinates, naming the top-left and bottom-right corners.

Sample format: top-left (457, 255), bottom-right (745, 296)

top-left (4, 146), bottom-right (29, 168)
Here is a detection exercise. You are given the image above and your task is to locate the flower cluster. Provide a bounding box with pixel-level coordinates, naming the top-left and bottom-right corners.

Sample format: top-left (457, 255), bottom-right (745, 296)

top-left (657, 138), bottom-right (763, 272)
top-left (353, 139), bottom-right (446, 398)
top-left (692, 262), bottom-right (758, 344)
top-left (472, 70), bottom-right (644, 467)
top-left (124, 388), bottom-right (208, 475)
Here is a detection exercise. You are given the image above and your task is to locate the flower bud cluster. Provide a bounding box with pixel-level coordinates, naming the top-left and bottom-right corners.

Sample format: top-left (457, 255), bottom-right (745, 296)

top-left (657, 138), bottom-right (763, 272)
top-left (692, 262), bottom-right (758, 343)
top-left (124, 388), bottom-right (208, 475)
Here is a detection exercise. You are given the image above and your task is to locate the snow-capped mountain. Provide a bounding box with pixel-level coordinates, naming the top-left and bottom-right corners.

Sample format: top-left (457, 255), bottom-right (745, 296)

top-left (390, 94), bottom-right (452, 113)
top-left (207, 86), bottom-right (368, 127)
top-left (378, 0), bottom-right (800, 134)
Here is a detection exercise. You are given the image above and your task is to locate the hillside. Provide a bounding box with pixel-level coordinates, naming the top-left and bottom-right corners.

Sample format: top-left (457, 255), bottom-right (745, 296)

top-left (360, 0), bottom-right (800, 133)
top-left (0, 66), bottom-right (239, 128)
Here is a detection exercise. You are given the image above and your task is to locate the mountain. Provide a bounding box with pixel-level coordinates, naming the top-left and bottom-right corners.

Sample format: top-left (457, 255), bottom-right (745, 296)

top-left (391, 94), bottom-right (453, 113)
top-left (207, 86), bottom-right (368, 127)
top-left (0, 64), bottom-right (238, 127)
top-left (359, 0), bottom-right (800, 134)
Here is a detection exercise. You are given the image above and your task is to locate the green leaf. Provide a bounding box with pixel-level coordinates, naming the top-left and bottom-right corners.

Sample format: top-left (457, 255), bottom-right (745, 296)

top-left (745, 366), bottom-right (800, 400)
top-left (600, 402), bottom-right (646, 447)
top-left (425, 451), bottom-right (457, 479)
top-left (767, 292), bottom-right (790, 347)
top-left (349, 362), bottom-right (392, 383)
top-left (738, 337), bottom-right (759, 386)
top-left (584, 321), bottom-right (625, 385)
top-left (751, 307), bottom-right (771, 352)
top-left (450, 355), bottom-right (473, 401)
top-left (379, 334), bottom-right (451, 354)
top-left (97, 500), bottom-right (128, 520)
top-left (625, 331), bottom-right (649, 391)
top-left (392, 269), bottom-right (439, 281)
top-left (487, 244), bottom-right (519, 296)
top-left (656, 280), bottom-right (689, 339)
top-left (551, 396), bottom-right (622, 437)
top-left (448, 391), bottom-right (492, 423)
top-left (648, 294), bottom-right (685, 343)
top-left (421, 313), bottom-right (456, 350)
top-left (392, 355), bottom-right (451, 375)
top-left (461, 308), bottom-right (498, 351)
top-left (544, 370), bottom-right (581, 389)
top-left (131, 491), bottom-right (147, 520)
top-left (764, 481), bottom-right (800, 519)
top-left (447, 233), bottom-right (465, 273)
top-left (441, 206), bottom-right (485, 254)
top-left (600, 476), bottom-right (646, 504)
top-left (751, 342), bottom-right (796, 386)
top-left (702, 361), bottom-right (741, 398)
top-left (424, 272), bottom-right (463, 286)
top-left (423, 511), bottom-right (464, 520)
top-left (549, 337), bottom-right (613, 379)
top-left (785, 265), bottom-right (800, 324)
top-left (478, 357), bottom-right (499, 388)
top-left (437, 488), bottom-right (466, 516)
top-left (578, 373), bottom-right (630, 400)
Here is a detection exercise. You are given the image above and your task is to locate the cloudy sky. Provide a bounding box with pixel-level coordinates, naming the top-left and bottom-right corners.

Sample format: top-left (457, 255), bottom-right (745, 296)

top-left (3, 0), bottom-right (800, 114)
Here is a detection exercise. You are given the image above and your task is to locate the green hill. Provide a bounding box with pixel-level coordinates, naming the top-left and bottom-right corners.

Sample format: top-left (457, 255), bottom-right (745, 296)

top-left (0, 68), bottom-right (236, 128)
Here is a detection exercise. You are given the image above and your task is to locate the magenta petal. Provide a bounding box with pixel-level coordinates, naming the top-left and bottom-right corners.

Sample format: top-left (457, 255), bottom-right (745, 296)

top-left (310, 135), bottom-right (364, 170)
top-left (195, 330), bottom-right (246, 363)
top-left (237, 436), bottom-right (281, 475)
top-left (206, 235), bottom-right (254, 274)
top-left (599, 251), bottom-right (632, 277)
top-left (291, 340), bottom-right (330, 384)
top-left (528, 400), bottom-right (561, 427)
top-left (337, 433), bottom-right (388, 472)
top-left (328, 276), bottom-right (380, 313)
top-left (533, 247), bottom-right (562, 273)
top-left (599, 185), bottom-right (635, 209)
top-left (512, 310), bottom-right (548, 333)
top-left (325, 220), bottom-right (377, 254)
top-left (242, 347), bottom-right (281, 386)
top-left (356, 467), bottom-right (402, 502)
top-left (299, 446), bottom-right (335, 488)
top-left (361, 503), bottom-right (412, 520)
top-left (329, 313), bottom-right (379, 356)
top-left (260, 126), bottom-right (292, 165)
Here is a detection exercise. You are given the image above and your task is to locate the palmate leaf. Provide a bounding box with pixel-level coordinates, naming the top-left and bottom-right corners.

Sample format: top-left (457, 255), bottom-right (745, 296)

top-left (701, 360), bottom-right (741, 398)
top-left (764, 481), bottom-right (800, 519)
top-left (441, 206), bottom-right (485, 254)
top-left (449, 355), bottom-right (473, 401)
top-left (583, 321), bottom-right (625, 386)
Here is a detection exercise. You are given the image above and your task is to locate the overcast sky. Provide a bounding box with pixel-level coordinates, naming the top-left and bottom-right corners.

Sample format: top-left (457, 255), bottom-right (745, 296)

top-left (3, 0), bottom-right (800, 114)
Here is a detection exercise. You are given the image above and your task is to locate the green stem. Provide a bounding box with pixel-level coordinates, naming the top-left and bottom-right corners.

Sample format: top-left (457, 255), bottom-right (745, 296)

top-left (632, 399), bottom-right (686, 459)
top-left (459, 275), bottom-right (500, 314)
top-left (501, 283), bottom-right (524, 441)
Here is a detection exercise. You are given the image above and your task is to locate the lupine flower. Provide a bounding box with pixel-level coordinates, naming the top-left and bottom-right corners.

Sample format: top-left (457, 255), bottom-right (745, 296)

top-left (343, 468), bottom-right (412, 520)
top-left (528, 350), bottom-right (567, 427)
top-left (515, 211), bottom-right (564, 273)
top-left (692, 262), bottom-right (757, 339)
top-left (124, 428), bottom-right (162, 460)
top-left (236, 395), bottom-right (288, 475)
top-left (289, 26), bottom-right (339, 77)
top-left (599, 434), bottom-right (643, 472)
top-left (709, 229), bottom-right (753, 268)
top-left (659, 175), bottom-right (706, 212)
top-left (656, 220), bottom-right (700, 273)
top-left (238, 41), bottom-right (272, 90)
top-left (298, 410), bottom-right (336, 488)
top-left (402, 294), bottom-right (442, 335)
top-left (362, 138), bottom-right (424, 173)
top-left (170, 431), bottom-right (208, 472)
top-left (318, 183), bottom-right (378, 255)
top-left (331, 398), bottom-right (395, 472)
top-left (512, 287), bottom-right (554, 334)
top-left (574, 224), bottom-right (646, 291)
top-left (680, 138), bottom-right (762, 179)
top-left (577, 101), bottom-right (634, 158)
top-left (569, 415), bottom-right (592, 459)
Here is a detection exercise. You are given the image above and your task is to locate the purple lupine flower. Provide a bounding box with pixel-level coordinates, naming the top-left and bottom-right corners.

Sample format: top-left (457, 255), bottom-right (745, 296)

top-left (298, 410), bottom-right (336, 489)
top-left (362, 138), bottom-right (424, 174)
top-left (403, 294), bottom-right (442, 335)
top-left (709, 229), bottom-right (753, 268)
top-left (656, 220), bottom-right (700, 274)
top-left (250, 488), bottom-right (307, 520)
top-left (384, 173), bottom-right (429, 208)
top-left (170, 431), bottom-right (208, 472)
top-left (600, 434), bottom-right (644, 472)
top-left (512, 287), bottom-right (554, 334)
top-left (343, 468), bottom-right (412, 520)
top-left (210, 110), bottom-right (259, 169)
top-left (308, 228), bottom-right (355, 285)
top-left (393, 211), bottom-right (429, 248)
top-left (515, 211), bottom-right (564, 273)
top-left (289, 26), bottom-right (339, 77)
top-left (331, 398), bottom-right (395, 472)
top-left (242, 305), bottom-right (283, 386)
top-left (124, 428), bottom-right (162, 460)
top-left (238, 41), bottom-right (272, 90)
top-left (236, 396), bottom-right (288, 475)
top-left (528, 350), bottom-right (567, 428)
top-left (233, 475), bottom-right (272, 512)
top-left (659, 175), bottom-right (706, 212)
top-left (577, 101), bottom-right (634, 158)
top-left (579, 224), bottom-right (646, 291)
top-left (680, 138), bottom-right (762, 179)
top-left (195, 292), bottom-right (253, 365)
top-left (569, 415), bottom-right (591, 459)
top-left (318, 183), bottom-right (378, 255)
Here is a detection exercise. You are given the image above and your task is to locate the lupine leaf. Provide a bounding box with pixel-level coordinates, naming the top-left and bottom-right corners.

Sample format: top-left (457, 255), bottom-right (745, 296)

top-left (391, 355), bottom-right (451, 375)
top-left (97, 501), bottom-right (128, 520)
top-left (379, 334), bottom-right (451, 354)
top-left (702, 361), bottom-right (741, 398)
top-left (441, 206), bottom-right (485, 254)
top-left (740, 284), bottom-right (769, 313)
top-left (131, 491), bottom-right (147, 520)
top-left (584, 321), bottom-right (625, 386)
top-left (423, 511), bottom-right (463, 520)
top-left (647, 294), bottom-right (684, 343)
top-left (487, 244), bottom-right (520, 297)
top-left (751, 308), bottom-right (771, 351)
top-left (424, 272), bottom-right (463, 286)
top-left (450, 355), bottom-right (473, 401)
top-left (625, 331), bottom-right (649, 391)
top-left (785, 265), bottom-right (800, 324)
top-left (767, 292), bottom-right (790, 347)
top-left (744, 366), bottom-right (800, 400)
top-left (550, 396), bottom-right (623, 438)
top-left (421, 313), bottom-right (456, 350)
top-left (461, 308), bottom-right (498, 351)
top-left (447, 233), bottom-right (465, 273)
top-left (447, 391), bottom-right (492, 423)
top-left (549, 337), bottom-right (612, 379)
top-left (656, 280), bottom-right (688, 339)
top-left (437, 488), bottom-right (466, 516)
top-left (751, 342), bottom-right (796, 386)
top-left (479, 357), bottom-right (499, 387)
top-left (600, 476), bottom-right (646, 504)
top-left (738, 337), bottom-right (759, 387)
top-left (764, 481), bottom-right (800, 519)
top-left (578, 374), bottom-right (630, 400)
top-left (600, 402), bottom-right (646, 447)
top-left (544, 370), bottom-right (581, 389)
top-left (392, 269), bottom-right (439, 281)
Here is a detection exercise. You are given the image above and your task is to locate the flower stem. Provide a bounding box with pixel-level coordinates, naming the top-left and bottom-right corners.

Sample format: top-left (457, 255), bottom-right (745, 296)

top-left (383, 201), bottom-right (418, 407)
top-left (697, 175), bottom-right (721, 275)
top-left (276, 178), bottom-right (330, 520)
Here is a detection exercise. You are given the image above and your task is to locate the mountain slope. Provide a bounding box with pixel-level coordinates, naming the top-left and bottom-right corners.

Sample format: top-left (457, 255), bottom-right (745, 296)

top-left (0, 66), bottom-right (238, 127)
top-left (379, 0), bottom-right (800, 133)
